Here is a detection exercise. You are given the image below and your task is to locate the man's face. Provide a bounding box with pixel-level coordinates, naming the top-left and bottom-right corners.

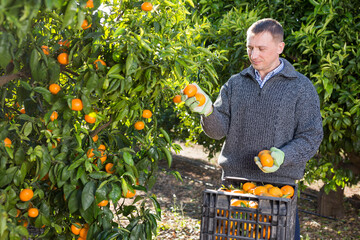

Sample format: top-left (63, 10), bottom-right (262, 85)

top-left (246, 31), bottom-right (285, 77)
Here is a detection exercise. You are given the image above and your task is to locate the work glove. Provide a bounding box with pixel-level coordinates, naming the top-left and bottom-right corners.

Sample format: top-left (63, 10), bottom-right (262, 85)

top-left (182, 83), bottom-right (213, 116)
top-left (254, 147), bottom-right (284, 173)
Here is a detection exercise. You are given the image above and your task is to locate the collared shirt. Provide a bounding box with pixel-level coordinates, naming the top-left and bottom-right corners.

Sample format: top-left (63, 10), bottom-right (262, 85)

top-left (254, 59), bottom-right (284, 88)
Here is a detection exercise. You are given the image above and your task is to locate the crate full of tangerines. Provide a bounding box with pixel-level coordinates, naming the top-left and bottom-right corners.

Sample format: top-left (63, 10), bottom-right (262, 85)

top-left (200, 177), bottom-right (297, 240)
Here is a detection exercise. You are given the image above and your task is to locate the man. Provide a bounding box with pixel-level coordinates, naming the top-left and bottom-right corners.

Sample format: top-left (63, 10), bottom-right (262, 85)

top-left (183, 18), bottom-right (323, 239)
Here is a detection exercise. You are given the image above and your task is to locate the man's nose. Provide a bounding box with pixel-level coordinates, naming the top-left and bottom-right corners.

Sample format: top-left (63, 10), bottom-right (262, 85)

top-left (251, 49), bottom-right (259, 59)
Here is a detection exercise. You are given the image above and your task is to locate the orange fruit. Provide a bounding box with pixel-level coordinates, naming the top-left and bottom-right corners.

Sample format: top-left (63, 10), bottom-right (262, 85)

top-left (4, 137), bottom-right (12, 148)
top-left (183, 84), bottom-right (197, 98)
top-left (97, 200), bottom-right (109, 207)
top-left (98, 144), bottom-right (106, 151)
top-left (264, 184), bottom-right (274, 190)
top-left (281, 185), bottom-right (294, 198)
top-left (195, 93), bottom-right (206, 106)
top-left (86, 0), bottom-right (94, 8)
top-left (81, 19), bottom-right (92, 30)
top-left (85, 114), bottom-right (96, 123)
top-left (92, 135), bottom-right (99, 142)
top-left (242, 182), bottom-right (256, 192)
top-left (260, 153), bottom-right (274, 167)
top-left (230, 199), bottom-right (248, 207)
top-left (20, 108), bottom-right (25, 114)
top-left (258, 149), bottom-right (271, 157)
top-left (105, 163), bottom-right (115, 174)
top-left (50, 111), bottom-right (58, 122)
top-left (254, 186), bottom-right (268, 196)
top-left (16, 209), bottom-right (21, 217)
top-left (134, 121), bottom-right (145, 130)
top-left (124, 189), bottom-right (136, 198)
top-left (71, 223), bottom-right (82, 235)
top-left (141, 2), bottom-right (153, 11)
top-left (231, 189), bottom-right (245, 194)
top-left (79, 227), bottom-right (88, 238)
top-left (28, 208), bottom-right (39, 218)
top-left (173, 95), bottom-right (182, 103)
top-left (41, 45), bottom-right (50, 55)
top-left (94, 59), bottom-right (106, 69)
top-left (58, 40), bottom-right (70, 48)
top-left (99, 152), bottom-right (107, 163)
top-left (57, 53), bottom-right (69, 65)
top-left (268, 187), bottom-right (283, 198)
top-left (49, 83), bottom-right (61, 94)
top-left (83, 223), bottom-right (89, 229)
top-left (71, 99), bottom-right (83, 111)
top-left (87, 149), bottom-right (94, 158)
top-left (19, 189), bottom-right (33, 202)
top-left (142, 109), bottom-right (152, 118)
top-left (23, 220), bottom-right (28, 227)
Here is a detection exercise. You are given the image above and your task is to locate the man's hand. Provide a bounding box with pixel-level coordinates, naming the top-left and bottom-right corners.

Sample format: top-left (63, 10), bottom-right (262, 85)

top-left (254, 147), bottom-right (284, 173)
top-left (182, 83), bottom-right (213, 116)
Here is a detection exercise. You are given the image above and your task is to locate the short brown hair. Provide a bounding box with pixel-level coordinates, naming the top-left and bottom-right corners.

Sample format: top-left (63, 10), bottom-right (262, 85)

top-left (247, 18), bottom-right (284, 42)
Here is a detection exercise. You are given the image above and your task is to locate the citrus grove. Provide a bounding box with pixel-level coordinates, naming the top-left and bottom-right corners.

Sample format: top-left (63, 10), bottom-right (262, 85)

top-left (0, 0), bottom-right (222, 239)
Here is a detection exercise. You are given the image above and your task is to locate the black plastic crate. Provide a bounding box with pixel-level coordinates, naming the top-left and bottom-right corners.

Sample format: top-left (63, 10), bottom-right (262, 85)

top-left (200, 177), bottom-right (298, 240)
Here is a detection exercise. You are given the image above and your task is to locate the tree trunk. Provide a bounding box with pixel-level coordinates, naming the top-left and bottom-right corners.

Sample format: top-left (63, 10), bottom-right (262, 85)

top-left (317, 185), bottom-right (345, 218)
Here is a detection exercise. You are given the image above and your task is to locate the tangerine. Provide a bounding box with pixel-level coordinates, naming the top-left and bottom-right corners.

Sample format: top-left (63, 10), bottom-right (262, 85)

top-left (41, 45), bottom-right (50, 55)
top-left (86, 0), bottom-right (94, 8)
top-left (142, 109), bottom-right (152, 118)
top-left (4, 137), bottom-right (12, 148)
top-left (99, 152), bottom-right (107, 163)
top-left (254, 186), bottom-right (268, 196)
top-left (28, 208), bottom-right (39, 218)
top-left (105, 163), bottom-right (115, 174)
top-left (50, 111), bottom-right (58, 122)
top-left (141, 2), bottom-right (153, 11)
top-left (124, 189), bottom-right (136, 198)
top-left (97, 200), bottom-right (109, 207)
top-left (81, 19), bottom-right (92, 30)
top-left (57, 53), bottom-right (69, 65)
top-left (134, 121), bottom-right (145, 130)
top-left (87, 149), bottom-right (94, 158)
top-left (258, 149), bottom-right (271, 157)
top-left (260, 153), bottom-right (274, 167)
top-left (94, 59), bottom-right (106, 69)
top-left (242, 182), bottom-right (256, 192)
top-left (195, 93), bottom-right (206, 106)
top-left (71, 223), bottom-right (82, 235)
top-left (92, 135), bottom-right (99, 142)
top-left (268, 187), bottom-right (283, 198)
top-left (85, 114), bottom-right (96, 123)
top-left (58, 40), bottom-right (70, 48)
top-left (19, 189), bottom-right (34, 202)
top-left (264, 184), bottom-right (274, 190)
top-left (98, 144), bottom-right (106, 151)
top-left (20, 108), bottom-right (25, 114)
top-left (173, 95), bottom-right (182, 103)
top-left (183, 84), bottom-right (197, 98)
top-left (49, 83), bottom-right (61, 94)
top-left (280, 185), bottom-right (294, 198)
top-left (71, 99), bottom-right (83, 111)
top-left (79, 227), bottom-right (88, 238)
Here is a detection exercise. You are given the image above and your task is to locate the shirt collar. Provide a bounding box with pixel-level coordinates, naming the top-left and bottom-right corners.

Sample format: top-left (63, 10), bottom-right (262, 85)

top-left (254, 59), bottom-right (284, 88)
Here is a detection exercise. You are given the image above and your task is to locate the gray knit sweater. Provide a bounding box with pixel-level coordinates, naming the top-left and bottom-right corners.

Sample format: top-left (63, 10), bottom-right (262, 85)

top-left (201, 58), bottom-right (323, 183)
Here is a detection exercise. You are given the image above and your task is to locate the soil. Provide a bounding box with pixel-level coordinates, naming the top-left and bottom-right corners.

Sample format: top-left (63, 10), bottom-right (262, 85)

top-left (150, 142), bottom-right (360, 240)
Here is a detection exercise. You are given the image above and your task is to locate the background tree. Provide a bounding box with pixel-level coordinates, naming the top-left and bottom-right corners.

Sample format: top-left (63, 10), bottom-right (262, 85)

top-left (0, 0), bottom-right (221, 239)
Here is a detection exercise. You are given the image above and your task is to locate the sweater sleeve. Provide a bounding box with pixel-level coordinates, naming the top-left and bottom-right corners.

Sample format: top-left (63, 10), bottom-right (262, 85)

top-left (200, 81), bottom-right (231, 140)
top-left (280, 79), bottom-right (323, 169)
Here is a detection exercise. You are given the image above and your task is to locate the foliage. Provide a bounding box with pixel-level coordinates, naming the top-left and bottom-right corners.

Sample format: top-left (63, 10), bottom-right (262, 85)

top-left (0, 0), bottom-right (221, 239)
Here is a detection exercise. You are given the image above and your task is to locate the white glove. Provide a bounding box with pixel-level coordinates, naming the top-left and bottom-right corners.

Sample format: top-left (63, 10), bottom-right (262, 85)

top-left (182, 83), bottom-right (213, 116)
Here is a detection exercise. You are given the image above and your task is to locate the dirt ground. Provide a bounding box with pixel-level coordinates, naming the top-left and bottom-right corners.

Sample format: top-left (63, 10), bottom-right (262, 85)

top-left (150, 142), bottom-right (360, 240)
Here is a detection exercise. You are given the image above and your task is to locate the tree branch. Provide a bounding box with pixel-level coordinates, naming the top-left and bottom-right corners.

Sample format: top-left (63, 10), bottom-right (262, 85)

top-left (60, 65), bottom-right (79, 77)
top-left (0, 72), bottom-right (25, 87)
top-left (90, 116), bottom-right (113, 137)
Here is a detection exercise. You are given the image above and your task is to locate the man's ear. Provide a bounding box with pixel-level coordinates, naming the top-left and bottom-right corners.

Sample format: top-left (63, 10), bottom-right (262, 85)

top-left (277, 41), bottom-right (285, 54)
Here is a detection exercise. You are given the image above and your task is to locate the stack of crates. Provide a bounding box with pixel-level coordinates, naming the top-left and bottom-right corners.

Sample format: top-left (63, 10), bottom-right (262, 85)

top-left (200, 177), bottom-right (297, 240)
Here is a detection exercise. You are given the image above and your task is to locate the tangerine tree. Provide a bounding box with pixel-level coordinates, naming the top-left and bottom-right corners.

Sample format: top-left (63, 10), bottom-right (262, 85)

top-left (0, 0), bottom-right (221, 239)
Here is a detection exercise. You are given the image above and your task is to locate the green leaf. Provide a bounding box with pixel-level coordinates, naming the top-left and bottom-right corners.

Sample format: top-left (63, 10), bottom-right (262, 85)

top-left (30, 49), bottom-right (40, 81)
top-left (109, 183), bottom-right (122, 203)
top-left (0, 33), bottom-right (12, 69)
top-left (82, 181), bottom-right (95, 210)
top-left (68, 189), bottom-right (80, 213)
top-left (34, 87), bottom-right (52, 103)
top-left (123, 152), bottom-right (134, 166)
top-left (23, 122), bottom-right (32, 137)
top-left (62, 0), bottom-right (77, 29)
